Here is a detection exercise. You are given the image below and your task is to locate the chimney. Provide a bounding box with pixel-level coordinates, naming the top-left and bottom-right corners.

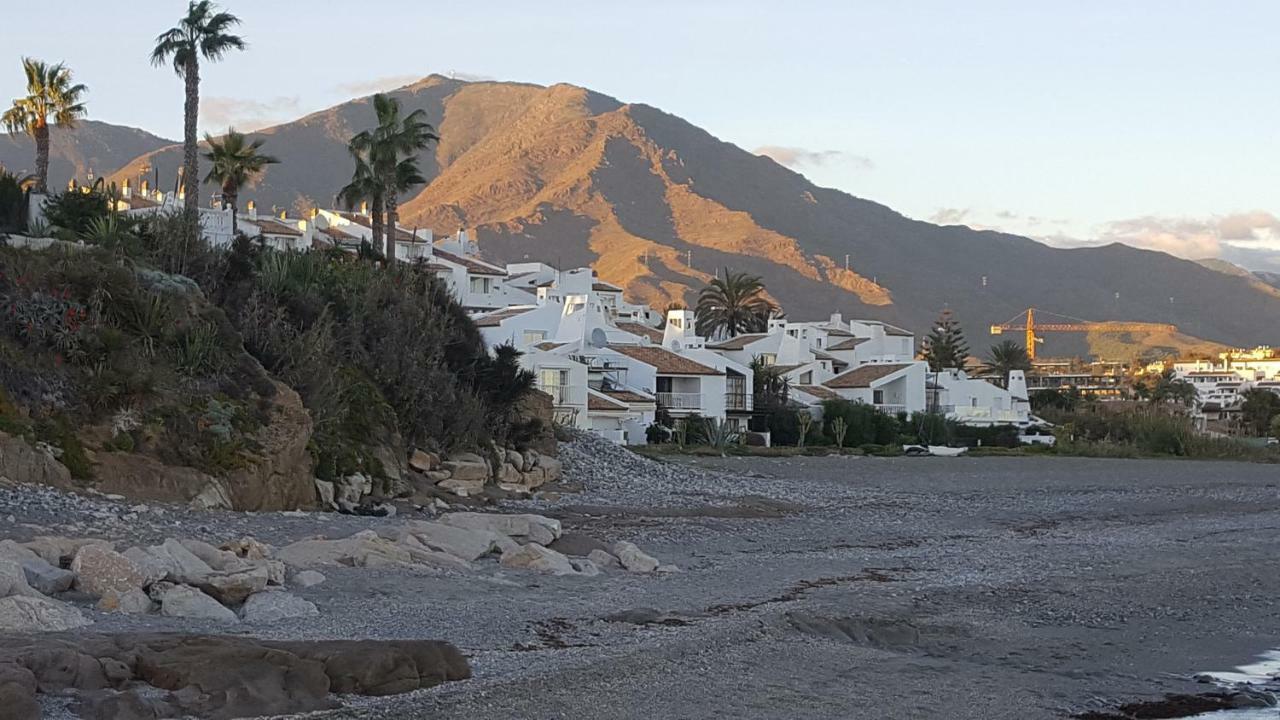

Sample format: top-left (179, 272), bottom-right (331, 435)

top-left (247, 200), bottom-right (257, 220)
top-left (829, 312), bottom-right (842, 327)
top-left (121, 179), bottom-right (131, 198)
top-left (140, 179), bottom-right (149, 196)
top-left (359, 200), bottom-right (369, 216)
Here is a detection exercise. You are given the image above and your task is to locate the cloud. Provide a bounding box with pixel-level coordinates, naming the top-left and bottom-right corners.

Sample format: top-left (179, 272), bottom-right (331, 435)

top-left (332, 75), bottom-right (423, 96)
top-left (201, 96), bottom-right (302, 132)
top-left (1039, 211), bottom-right (1280, 270)
top-left (929, 207), bottom-right (970, 225)
top-left (754, 146), bottom-right (873, 170)
top-left (448, 71), bottom-right (495, 82)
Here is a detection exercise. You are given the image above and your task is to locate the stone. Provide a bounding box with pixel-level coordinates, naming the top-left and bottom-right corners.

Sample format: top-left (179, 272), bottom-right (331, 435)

top-left (0, 662), bottom-right (38, 720)
top-left (441, 512), bottom-right (562, 546)
top-left (505, 448), bottom-right (526, 472)
top-left (291, 570), bottom-right (326, 588)
top-left (0, 594), bottom-right (90, 631)
top-left (0, 431), bottom-right (72, 492)
top-left (423, 470), bottom-right (452, 483)
top-left (20, 560), bottom-right (75, 595)
top-left (400, 520), bottom-right (516, 562)
top-left (656, 564), bottom-right (683, 574)
top-left (548, 533), bottom-right (611, 557)
top-left (438, 477), bottom-right (485, 497)
top-left (150, 539), bottom-right (216, 584)
top-left (0, 560), bottom-right (41, 598)
top-left (449, 451), bottom-right (487, 465)
top-left (570, 558), bottom-right (601, 577)
top-left (611, 541), bottom-right (660, 573)
top-left (219, 382), bottom-right (320, 511)
top-left (240, 590), bottom-right (319, 624)
top-left (190, 480), bottom-right (233, 510)
top-left (499, 544), bottom-right (578, 575)
top-left (22, 536), bottom-right (112, 567)
top-left (275, 532), bottom-right (413, 569)
top-left (395, 536), bottom-right (474, 571)
top-left (156, 584), bottom-right (238, 623)
top-left (121, 547), bottom-right (170, 587)
top-left (335, 473), bottom-right (373, 512)
top-left (70, 546), bottom-right (144, 597)
top-left (314, 479), bottom-right (336, 509)
top-left (179, 538), bottom-right (246, 572)
top-left (500, 462), bottom-right (523, 484)
top-left (538, 455), bottom-right (563, 482)
top-left (522, 449), bottom-right (539, 469)
top-left (587, 549), bottom-right (621, 569)
top-left (409, 449), bottom-right (438, 472)
top-left (603, 608), bottom-right (690, 626)
top-left (194, 565), bottom-right (271, 606)
top-left (0, 540), bottom-right (42, 566)
top-left (97, 588), bottom-right (154, 614)
top-left (440, 460), bottom-right (488, 483)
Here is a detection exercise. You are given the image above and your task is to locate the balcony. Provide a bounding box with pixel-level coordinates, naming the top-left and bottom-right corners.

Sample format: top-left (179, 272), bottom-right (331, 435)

top-left (657, 392), bottom-right (702, 410)
top-left (536, 383), bottom-right (577, 406)
top-left (725, 392), bottom-right (754, 412)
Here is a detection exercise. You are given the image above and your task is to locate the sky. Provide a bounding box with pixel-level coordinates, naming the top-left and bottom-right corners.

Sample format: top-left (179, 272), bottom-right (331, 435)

top-left (2, 1), bottom-right (1278, 269)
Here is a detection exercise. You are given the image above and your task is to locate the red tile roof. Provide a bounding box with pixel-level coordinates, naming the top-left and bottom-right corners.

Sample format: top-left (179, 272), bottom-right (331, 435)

top-left (827, 337), bottom-right (869, 351)
top-left (588, 391), bottom-right (629, 412)
top-left (608, 345), bottom-right (722, 375)
top-left (602, 389), bottom-right (655, 404)
top-left (593, 281), bottom-right (622, 292)
top-left (433, 248), bottom-right (507, 276)
top-left (615, 322), bottom-right (664, 344)
top-left (534, 341), bottom-right (567, 351)
top-left (474, 306), bottom-right (535, 327)
top-left (251, 218), bottom-right (303, 237)
top-left (706, 334), bottom-right (769, 350)
top-left (824, 363), bottom-right (913, 389)
top-left (793, 385), bottom-right (842, 401)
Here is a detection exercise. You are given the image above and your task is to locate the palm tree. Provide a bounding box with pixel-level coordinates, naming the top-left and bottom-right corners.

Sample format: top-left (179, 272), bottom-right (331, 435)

top-left (349, 93), bottom-right (438, 260)
top-left (150, 1), bottom-right (246, 214)
top-left (695, 268), bottom-right (776, 338)
top-left (1, 59), bottom-right (88, 193)
top-left (982, 340), bottom-right (1031, 387)
top-left (338, 149), bottom-right (384, 253)
top-left (202, 128), bottom-right (278, 237)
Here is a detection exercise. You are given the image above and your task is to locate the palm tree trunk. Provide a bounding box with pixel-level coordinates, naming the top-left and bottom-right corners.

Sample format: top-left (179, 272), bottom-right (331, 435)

top-left (371, 194), bottom-right (385, 258)
top-left (182, 57), bottom-right (200, 213)
top-left (384, 190), bottom-right (398, 262)
top-left (34, 122), bottom-right (50, 194)
top-left (227, 190), bottom-right (238, 237)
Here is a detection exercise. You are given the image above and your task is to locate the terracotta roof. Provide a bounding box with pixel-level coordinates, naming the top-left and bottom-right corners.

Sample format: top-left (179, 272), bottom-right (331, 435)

top-left (534, 341), bottom-right (566, 351)
top-left (615, 322), bottom-right (664, 344)
top-left (608, 345), bottom-right (722, 375)
top-left (825, 328), bottom-right (855, 337)
top-left (827, 337), bottom-right (869, 351)
top-left (251, 219), bottom-right (303, 237)
top-left (419, 262), bottom-right (451, 272)
top-left (433, 248), bottom-right (507, 276)
top-left (593, 281), bottom-right (622, 292)
top-left (793, 385), bottom-right (841, 401)
top-left (707, 333), bottom-right (769, 350)
top-left (812, 349), bottom-right (839, 361)
top-left (333, 211), bottom-right (424, 243)
top-left (824, 363), bottom-right (913, 389)
top-left (473, 306), bottom-right (535, 327)
top-left (124, 195), bottom-right (160, 209)
top-left (602, 389), bottom-right (655, 404)
top-left (588, 391), bottom-right (629, 412)
top-left (770, 364), bottom-right (807, 376)
top-left (883, 324), bottom-right (913, 337)
top-left (320, 225), bottom-right (360, 243)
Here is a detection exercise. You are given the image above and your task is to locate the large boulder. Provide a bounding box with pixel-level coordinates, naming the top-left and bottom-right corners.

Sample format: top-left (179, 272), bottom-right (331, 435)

top-left (0, 560), bottom-right (41, 598)
top-left (121, 546), bottom-right (173, 587)
top-left (440, 459), bottom-right (488, 482)
top-left (240, 590), bottom-right (319, 624)
top-left (20, 560), bottom-right (75, 596)
top-left (154, 584), bottom-right (238, 623)
top-left (96, 588), bottom-right (154, 615)
top-left (398, 520), bottom-right (516, 562)
top-left (0, 431), bottom-right (72, 491)
top-left (441, 512), bottom-right (562, 546)
top-left (538, 455), bottom-right (563, 482)
top-left (88, 451), bottom-right (225, 509)
top-left (70, 546), bottom-right (145, 597)
top-left (221, 383), bottom-right (319, 511)
top-left (611, 541), bottom-right (660, 573)
top-left (0, 662), bottom-right (38, 720)
top-left (548, 534), bottom-right (611, 558)
top-left (409, 449), bottom-right (439, 472)
top-left (499, 544), bottom-right (579, 576)
top-left (0, 541), bottom-right (42, 566)
top-left (437, 477), bottom-right (485, 497)
top-left (22, 537), bottom-right (113, 568)
top-left (0, 595), bottom-right (90, 631)
top-left (275, 531), bottom-right (413, 569)
top-left (194, 565), bottom-right (270, 606)
top-left (291, 570), bottom-right (326, 588)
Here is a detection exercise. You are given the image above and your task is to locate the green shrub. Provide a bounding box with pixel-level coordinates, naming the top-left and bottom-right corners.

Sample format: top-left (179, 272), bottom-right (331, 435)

top-left (42, 189), bottom-right (111, 235)
top-left (822, 399), bottom-right (900, 446)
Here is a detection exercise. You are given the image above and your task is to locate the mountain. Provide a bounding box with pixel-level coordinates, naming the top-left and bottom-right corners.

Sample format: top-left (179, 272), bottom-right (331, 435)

top-left (0, 120), bottom-right (174, 188)
top-left (89, 75), bottom-right (1280, 358)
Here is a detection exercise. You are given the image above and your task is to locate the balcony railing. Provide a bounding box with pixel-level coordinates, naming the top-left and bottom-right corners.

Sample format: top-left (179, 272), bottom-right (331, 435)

top-left (725, 392), bottom-right (754, 412)
top-left (657, 392), bottom-right (702, 410)
top-left (536, 383), bottom-right (577, 406)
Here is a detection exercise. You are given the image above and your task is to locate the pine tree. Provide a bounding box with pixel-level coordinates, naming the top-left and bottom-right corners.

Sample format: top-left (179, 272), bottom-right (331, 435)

top-left (922, 309), bottom-right (969, 371)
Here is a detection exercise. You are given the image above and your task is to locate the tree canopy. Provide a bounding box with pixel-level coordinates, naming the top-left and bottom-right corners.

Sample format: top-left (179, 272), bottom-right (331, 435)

top-left (922, 310), bottom-right (969, 372)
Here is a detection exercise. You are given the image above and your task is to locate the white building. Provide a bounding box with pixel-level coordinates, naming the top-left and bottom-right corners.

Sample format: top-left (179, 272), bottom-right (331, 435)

top-left (929, 369), bottom-right (1033, 427)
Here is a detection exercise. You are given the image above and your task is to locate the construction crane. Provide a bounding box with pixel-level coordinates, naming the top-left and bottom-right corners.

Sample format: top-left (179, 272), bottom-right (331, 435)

top-left (989, 308), bottom-right (1177, 360)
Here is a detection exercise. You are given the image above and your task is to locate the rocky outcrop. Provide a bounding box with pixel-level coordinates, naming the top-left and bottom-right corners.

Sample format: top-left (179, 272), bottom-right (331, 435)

top-left (70, 546), bottom-right (145, 597)
top-left (0, 595), bottom-right (89, 632)
top-left (88, 452), bottom-right (225, 509)
top-left (0, 633), bottom-right (470, 719)
top-left (240, 590), bottom-right (319, 624)
top-left (0, 432), bottom-right (72, 491)
top-left (222, 382), bottom-right (318, 511)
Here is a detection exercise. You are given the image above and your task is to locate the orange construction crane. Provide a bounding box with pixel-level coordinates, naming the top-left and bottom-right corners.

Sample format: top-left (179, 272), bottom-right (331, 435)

top-left (989, 308), bottom-right (1177, 360)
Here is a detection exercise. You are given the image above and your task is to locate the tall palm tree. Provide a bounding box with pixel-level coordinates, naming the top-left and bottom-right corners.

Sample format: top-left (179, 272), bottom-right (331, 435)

top-left (349, 93), bottom-right (438, 260)
top-left (338, 149), bottom-right (384, 253)
top-left (982, 339), bottom-right (1031, 387)
top-left (202, 128), bottom-right (278, 236)
top-left (695, 268), bottom-right (776, 338)
top-left (150, 1), bottom-right (245, 214)
top-left (1, 58), bottom-right (88, 193)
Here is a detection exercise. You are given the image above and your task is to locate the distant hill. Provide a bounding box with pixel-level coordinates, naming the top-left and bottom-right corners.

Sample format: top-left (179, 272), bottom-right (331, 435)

top-left (75, 74), bottom-right (1280, 358)
top-left (0, 120), bottom-right (173, 188)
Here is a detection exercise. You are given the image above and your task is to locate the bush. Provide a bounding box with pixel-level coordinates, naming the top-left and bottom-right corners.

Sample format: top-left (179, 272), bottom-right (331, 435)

top-left (42, 189), bottom-right (111, 236)
top-left (821, 399), bottom-right (900, 446)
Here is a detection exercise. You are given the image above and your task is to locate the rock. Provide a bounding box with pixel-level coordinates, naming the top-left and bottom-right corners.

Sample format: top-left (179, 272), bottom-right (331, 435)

top-left (548, 533), bottom-right (611, 557)
top-left (190, 480), bottom-right (233, 510)
top-left (587, 549), bottom-right (621, 570)
top-left (179, 538), bottom-right (246, 572)
top-left (505, 449), bottom-right (526, 472)
top-left (611, 541), bottom-right (659, 573)
top-left (522, 449), bottom-right (539, 469)
top-left (656, 564), bottom-right (682, 574)
top-left (0, 662), bottom-right (37, 720)
top-left (500, 462), bottom-right (523, 484)
top-left (291, 570), bottom-right (326, 588)
top-left (440, 460), bottom-right (488, 483)
top-left (150, 539), bottom-right (215, 584)
top-left (400, 520), bottom-right (517, 562)
top-left (156, 584), bottom-right (238, 623)
top-left (221, 536), bottom-right (274, 561)
top-left (240, 590), bottom-right (319, 624)
top-left (395, 536), bottom-right (474, 571)
top-left (604, 608), bottom-right (689, 626)
top-left (409, 449), bottom-right (439, 472)
top-left (0, 560), bottom-right (41, 598)
top-left (121, 547), bottom-right (170, 587)
top-left (449, 451), bottom-right (487, 465)
top-left (499, 544), bottom-right (579, 575)
top-left (538, 455), bottom-right (563, 482)
top-left (220, 382), bottom-right (319, 511)
top-left (20, 560), bottom-right (75, 595)
top-left (314, 479), bottom-right (336, 509)
top-left (0, 594), bottom-right (90, 631)
top-left (438, 477), bottom-right (485, 497)
top-left (0, 431), bottom-right (72, 492)
top-left (423, 469), bottom-right (452, 483)
top-left (335, 473), bottom-right (373, 512)
top-left (441, 512), bottom-right (562, 545)
top-left (275, 531), bottom-right (413, 569)
top-left (96, 588), bottom-right (154, 614)
top-left (0, 540), bottom-right (42, 566)
top-left (570, 558), bottom-right (601, 577)
top-left (22, 536), bottom-right (113, 567)
top-left (70, 546), bottom-right (145, 597)
top-left (194, 565), bottom-right (271, 606)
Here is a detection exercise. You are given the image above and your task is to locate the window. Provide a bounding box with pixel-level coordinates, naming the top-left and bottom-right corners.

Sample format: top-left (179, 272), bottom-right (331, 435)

top-left (760, 353), bottom-right (777, 366)
top-left (522, 330), bottom-right (547, 345)
top-left (800, 371), bottom-right (812, 384)
top-left (469, 276), bottom-right (492, 294)
top-left (873, 389), bottom-right (884, 404)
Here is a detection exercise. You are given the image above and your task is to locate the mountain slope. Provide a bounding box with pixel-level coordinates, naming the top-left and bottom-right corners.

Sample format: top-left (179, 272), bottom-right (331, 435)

top-left (95, 76), bottom-right (1280, 357)
top-left (0, 120), bottom-right (173, 188)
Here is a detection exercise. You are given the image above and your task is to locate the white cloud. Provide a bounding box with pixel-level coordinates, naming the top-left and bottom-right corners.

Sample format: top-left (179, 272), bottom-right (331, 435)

top-left (929, 207), bottom-right (970, 225)
top-left (332, 75), bottom-right (423, 96)
top-left (201, 96), bottom-right (302, 132)
top-left (754, 146), bottom-right (873, 170)
top-left (1027, 211), bottom-right (1280, 270)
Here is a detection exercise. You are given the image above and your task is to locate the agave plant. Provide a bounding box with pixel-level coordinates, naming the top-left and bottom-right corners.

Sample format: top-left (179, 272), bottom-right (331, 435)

top-left (702, 417), bottom-right (741, 456)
